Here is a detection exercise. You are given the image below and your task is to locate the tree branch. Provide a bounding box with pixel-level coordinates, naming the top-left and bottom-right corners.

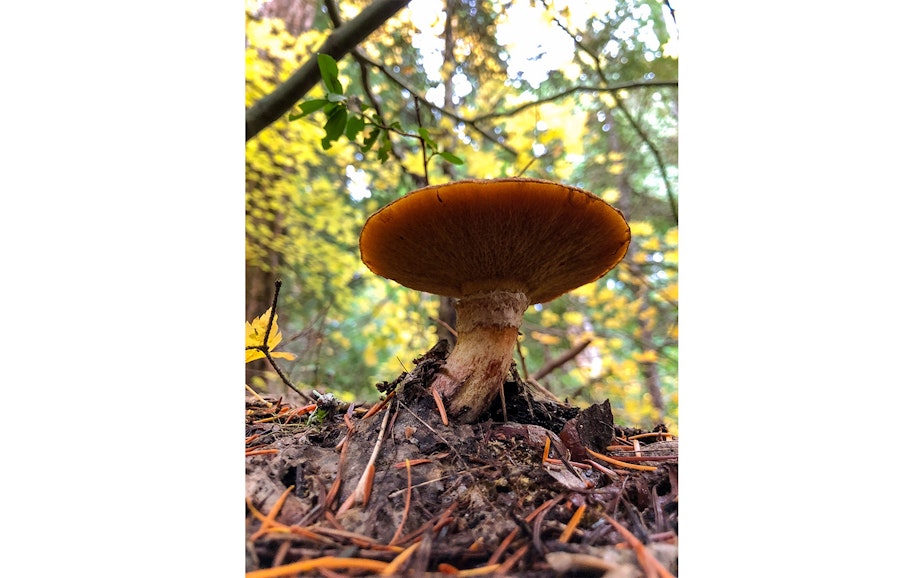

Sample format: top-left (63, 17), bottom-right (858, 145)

top-left (349, 51), bottom-right (520, 157)
top-left (533, 339), bottom-right (593, 381)
top-left (613, 97), bottom-right (678, 224)
top-left (468, 81), bottom-right (678, 123)
top-left (245, 0), bottom-right (410, 141)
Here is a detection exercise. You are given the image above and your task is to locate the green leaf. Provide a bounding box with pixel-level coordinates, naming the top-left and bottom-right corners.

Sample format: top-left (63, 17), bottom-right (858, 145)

top-left (322, 105), bottom-right (347, 148)
top-left (361, 127), bottom-right (381, 152)
top-left (436, 151), bottom-right (465, 165)
top-left (345, 115), bottom-right (365, 141)
top-left (377, 135), bottom-right (392, 163)
top-left (288, 99), bottom-right (328, 121)
top-left (318, 54), bottom-right (343, 95)
top-left (417, 127), bottom-right (438, 151)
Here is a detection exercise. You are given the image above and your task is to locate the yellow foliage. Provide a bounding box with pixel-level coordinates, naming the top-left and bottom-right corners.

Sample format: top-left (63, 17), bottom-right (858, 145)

top-left (245, 308), bottom-right (296, 363)
top-left (629, 221), bottom-right (654, 237)
top-left (601, 188), bottom-right (621, 204)
top-left (531, 331), bottom-right (561, 346)
top-left (661, 283), bottom-right (678, 304)
top-left (665, 227), bottom-right (678, 246)
top-left (540, 309), bottom-right (561, 327)
top-left (562, 311), bottom-right (584, 327)
top-left (640, 237), bottom-right (660, 251)
top-left (569, 283), bottom-right (596, 299)
top-left (633, 350), bottom-right (659, 363)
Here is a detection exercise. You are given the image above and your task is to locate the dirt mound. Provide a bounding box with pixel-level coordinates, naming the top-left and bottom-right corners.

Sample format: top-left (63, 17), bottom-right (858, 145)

top-left (245, 346), bottom-right (678, 577)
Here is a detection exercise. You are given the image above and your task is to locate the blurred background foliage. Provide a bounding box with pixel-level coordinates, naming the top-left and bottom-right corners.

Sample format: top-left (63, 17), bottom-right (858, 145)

top-left (245, 0), bottom-right (679, 431)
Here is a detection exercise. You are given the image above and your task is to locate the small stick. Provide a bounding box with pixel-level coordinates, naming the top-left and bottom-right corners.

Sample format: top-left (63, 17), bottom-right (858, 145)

top-left (532, 338), bottom-right (592, 381)
top-left (245, 383), bottom-right (273, 406)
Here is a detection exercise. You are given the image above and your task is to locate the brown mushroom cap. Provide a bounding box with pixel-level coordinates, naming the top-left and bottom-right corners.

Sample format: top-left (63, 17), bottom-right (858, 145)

top-left (359, 178), bottom-right (631, 304)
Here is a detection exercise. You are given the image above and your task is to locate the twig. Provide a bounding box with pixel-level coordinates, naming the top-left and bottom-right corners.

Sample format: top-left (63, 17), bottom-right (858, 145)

top-left (468, 81), bottom-right (678, 123)
top-left (245, 383), bottom-right (273, 406)
top-left (247, 280), bottom-right (311, 402)
top-left (532, 338), bottom-right (593, 381)
top-left (614, 97), bottom-right (678, 224)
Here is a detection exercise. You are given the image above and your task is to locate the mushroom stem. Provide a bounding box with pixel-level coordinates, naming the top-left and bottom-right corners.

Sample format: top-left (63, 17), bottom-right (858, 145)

top-left (430, 290), bottom-right (530, 423)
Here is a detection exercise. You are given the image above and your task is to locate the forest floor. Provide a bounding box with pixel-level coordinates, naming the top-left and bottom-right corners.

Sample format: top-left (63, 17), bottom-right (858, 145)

top-left (245, 343), bottom-right (678, 577)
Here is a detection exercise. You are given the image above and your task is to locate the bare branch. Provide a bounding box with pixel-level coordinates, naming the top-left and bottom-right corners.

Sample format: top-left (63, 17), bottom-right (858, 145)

top-left (350, 52), bottom-right (520, 157)
top-left (468, 81), bottom-right (678, 123)
top-left (532, 339), bottom-right (593, 381)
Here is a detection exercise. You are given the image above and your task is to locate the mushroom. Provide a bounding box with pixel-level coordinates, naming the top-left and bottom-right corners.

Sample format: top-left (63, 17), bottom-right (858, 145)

top-left (359, 177), bottom-right (631, 423)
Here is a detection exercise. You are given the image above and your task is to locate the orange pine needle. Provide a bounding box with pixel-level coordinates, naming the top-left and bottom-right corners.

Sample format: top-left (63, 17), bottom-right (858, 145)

top-left (389, 460), bottom-right (414, 545)
top-left (438, 563), bottom-right (459, 574)
top-left (542, 436), bottom-right (551, 463)
top-left (245, 449), bottom-right (279, 457)
top-left (545, 458), bottom-right (591, 470)
top-left (525, 494), bottom-right (565, 523)
top-left (245, 556), bottom-right (389, 578)
top-left (392, 459), bottom-right (432, 468)
top-left (249, 486), bottom-right (294, 541)
top-left (559, 504), bottom-right (586, 543)
top-left (245, 434), bottom-right (261, 444)
top-left (381, 541), bottom-right (420, 576)
top-left (488, 528), bottom-right (519, 565)
top-left (362, 464), bottom-right (376, 506)
top-left (457, 564), bottom-right (502, 576)
top-left (628, 432), bottom-right (674, 441)
top-left (603, 513), bottom-right (675, 578)
top-left (363, 391), bottom-right (395, 420)
top-left (496, 544), bottom-right (529, 575)
top-left (432, 388), bottom-right (449, 425)
top-left (585, 447), bottom-right (658, 472)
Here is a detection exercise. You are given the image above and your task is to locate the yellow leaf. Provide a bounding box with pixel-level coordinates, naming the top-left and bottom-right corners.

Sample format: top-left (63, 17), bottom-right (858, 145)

top-left (629, 221), bottom-right (654, 237)
top-left (601, 188), bottom-right (620, 204)
top-left (562, 311), bottom-right (584, 326)
top-left (245, 308), bottom-right (295, 363)
top-left (531, 331), bottom-right (561, 345)
top-left (633, 350), bottom-right (658, 363)
top-left (663, 282), bottom-right (679, 302)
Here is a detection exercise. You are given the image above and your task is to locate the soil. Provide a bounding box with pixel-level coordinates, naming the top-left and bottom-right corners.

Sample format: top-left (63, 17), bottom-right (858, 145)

top-left (245, 342), bottom-right (678, 577)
